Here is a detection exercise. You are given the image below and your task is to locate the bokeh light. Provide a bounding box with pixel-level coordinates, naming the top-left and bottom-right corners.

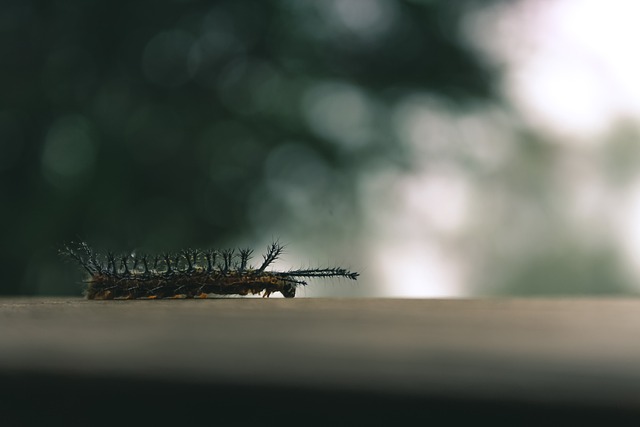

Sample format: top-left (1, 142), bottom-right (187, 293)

top-left (41, 115), bottom-right (97, 191)
top-left (5, 0), bottom-right (640, 298)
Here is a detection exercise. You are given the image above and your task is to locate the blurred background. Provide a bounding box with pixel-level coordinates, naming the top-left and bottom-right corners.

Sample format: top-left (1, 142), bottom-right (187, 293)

top-left (2, 0), bottom-right (639, 297)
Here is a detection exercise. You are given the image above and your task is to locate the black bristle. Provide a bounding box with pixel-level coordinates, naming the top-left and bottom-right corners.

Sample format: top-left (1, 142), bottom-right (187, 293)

top-left (239, 248), bottom-right (253, 271)
top-left (258, 242), bottom-right (284, 273)
top-left (60, 241), bottom-right (358, 299)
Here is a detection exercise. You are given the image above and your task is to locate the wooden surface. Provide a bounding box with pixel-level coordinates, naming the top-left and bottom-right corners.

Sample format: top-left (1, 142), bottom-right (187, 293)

top-left (2, 297), bottom-right (640, 425)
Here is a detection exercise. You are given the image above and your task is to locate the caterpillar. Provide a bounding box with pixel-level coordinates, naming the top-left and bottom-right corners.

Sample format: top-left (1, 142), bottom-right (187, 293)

top-left (60, 241), bottom-right (359, 299)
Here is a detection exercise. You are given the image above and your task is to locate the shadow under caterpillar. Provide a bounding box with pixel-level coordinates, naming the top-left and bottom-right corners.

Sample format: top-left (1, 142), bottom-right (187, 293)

top-left (60, 241), bottom-right (359, 299)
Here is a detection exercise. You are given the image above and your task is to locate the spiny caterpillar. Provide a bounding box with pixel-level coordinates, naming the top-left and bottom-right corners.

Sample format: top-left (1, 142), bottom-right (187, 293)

top-left (60, 241), bottom-right (359, 299)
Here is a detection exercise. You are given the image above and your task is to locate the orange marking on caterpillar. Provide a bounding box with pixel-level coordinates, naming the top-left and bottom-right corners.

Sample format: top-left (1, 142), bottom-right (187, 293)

top-left (60, 241), bottom-right (359, 299)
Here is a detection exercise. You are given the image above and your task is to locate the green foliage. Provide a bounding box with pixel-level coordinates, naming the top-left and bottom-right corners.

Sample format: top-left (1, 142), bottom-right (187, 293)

top-left (0, 0), bottom-right (495, 294)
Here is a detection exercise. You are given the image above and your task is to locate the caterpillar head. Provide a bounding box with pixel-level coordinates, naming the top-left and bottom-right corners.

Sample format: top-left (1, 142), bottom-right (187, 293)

top-left (280, 283), bottom-right (296, 298)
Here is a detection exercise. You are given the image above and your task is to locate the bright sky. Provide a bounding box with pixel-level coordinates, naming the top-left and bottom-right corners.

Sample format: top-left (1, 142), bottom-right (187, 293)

top-left (374, 0), bottom-right (640, 296)
top-left (298, 0), bottom-right (640, 297)
top-left (496, 0), bottom-right (640, 281)
top-left (482, 0), bottom-right (640, 140)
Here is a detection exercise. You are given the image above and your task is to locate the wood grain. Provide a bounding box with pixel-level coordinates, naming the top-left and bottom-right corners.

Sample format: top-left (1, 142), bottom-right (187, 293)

top-left (2, 297), bottom-right (640, 425)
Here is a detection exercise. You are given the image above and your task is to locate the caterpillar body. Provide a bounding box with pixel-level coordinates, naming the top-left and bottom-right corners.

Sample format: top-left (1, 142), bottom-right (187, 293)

top-left (60, 242), bottom-right (359, 299)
